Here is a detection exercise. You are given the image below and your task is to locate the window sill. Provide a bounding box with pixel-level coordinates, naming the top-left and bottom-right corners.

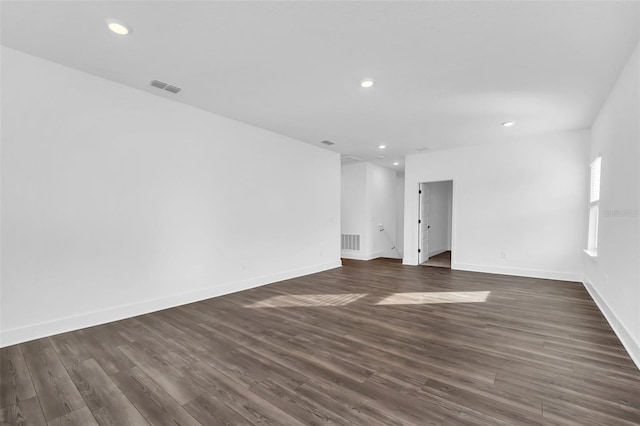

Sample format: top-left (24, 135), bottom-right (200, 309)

top-left (583, 249), bottom-right (598, 260)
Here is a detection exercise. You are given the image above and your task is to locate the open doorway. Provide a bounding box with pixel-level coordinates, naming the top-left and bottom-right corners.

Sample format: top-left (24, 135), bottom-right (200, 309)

top-left (418, 180), bottom-right (453, 268)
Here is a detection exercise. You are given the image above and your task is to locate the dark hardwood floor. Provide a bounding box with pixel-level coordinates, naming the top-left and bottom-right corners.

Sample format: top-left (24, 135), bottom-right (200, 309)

top-left (422, 251), bottom-right (452, 269)
top-left (2, 258), bottom-right (640, 425)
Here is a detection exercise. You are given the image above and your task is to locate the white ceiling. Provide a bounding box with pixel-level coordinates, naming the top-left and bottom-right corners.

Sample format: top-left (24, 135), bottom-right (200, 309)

top-left (2, 1), bottom-right (639, 170)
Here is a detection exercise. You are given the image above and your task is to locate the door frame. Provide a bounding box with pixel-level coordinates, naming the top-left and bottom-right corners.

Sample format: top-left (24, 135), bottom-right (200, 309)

top-left (418, 182), bottom-right (430, 264)
top-left (403, 178), bottom-right (456, 267)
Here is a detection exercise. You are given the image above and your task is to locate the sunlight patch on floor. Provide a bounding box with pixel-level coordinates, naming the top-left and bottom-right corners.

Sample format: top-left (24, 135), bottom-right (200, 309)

top-left (375, 291), bottom-right (491, 305)
top-left (245, 293), bottom-right (367, 308)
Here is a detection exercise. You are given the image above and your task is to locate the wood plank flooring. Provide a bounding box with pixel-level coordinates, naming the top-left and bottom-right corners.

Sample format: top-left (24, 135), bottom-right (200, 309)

top-left (1, 258), bottom-right (639, 425)
top-left (422, 251), bottom-right (452, 269)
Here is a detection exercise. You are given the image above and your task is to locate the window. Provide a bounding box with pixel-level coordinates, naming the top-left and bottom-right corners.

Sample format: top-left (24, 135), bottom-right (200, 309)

top-left (587, 157), bottom-right (601, 256)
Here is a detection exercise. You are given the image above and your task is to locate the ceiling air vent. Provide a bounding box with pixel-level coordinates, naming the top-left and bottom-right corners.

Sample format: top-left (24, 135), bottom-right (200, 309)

top-left (165, 85), bottom-right (182, 94)
top-left (150, 80), bottom-right (182, 94)
top-left (150, 80), bottom-right (168, 89)
top-left (341, 155), bottom-right (362, 165)
top-left (321, 140), bottom-right (335, 146)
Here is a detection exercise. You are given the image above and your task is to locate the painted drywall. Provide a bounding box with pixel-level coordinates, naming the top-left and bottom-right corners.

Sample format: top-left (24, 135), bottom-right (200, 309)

top-left (423, 181), bottom-right (452, 257)
top-left (395, 174), bottom-right (405, 257)
top-left (447, 184), bottom-right (453, 250)
top-left (583, 42), bottom-right (640, 367)
top-left (404, 130), bottom-right (589, 282)
top-left (341, 162), bottom-right (399, 259)
top-left (0, 47), bottom-right (341, 347)
top-left (368, 163), bottom-right (399, 259)
top-left (341, 163), bottom-right (369, 258)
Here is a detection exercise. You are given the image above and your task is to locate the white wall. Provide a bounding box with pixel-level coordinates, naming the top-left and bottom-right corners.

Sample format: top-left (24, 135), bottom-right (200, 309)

top-left (368, 163), bottom-right (399, 259)
top-left (404, 130), bottom-right (589, 282)
top-left (341, 162), bottom-right (399, 259)
top-left (0, 47), bottom-right (341, 347)
top-left (395, 173), bottom-right (405, 257)
top-left (341, 162), bottom-right (368, 257)
top-left (424, 180), bottom-right (452, 257)
top-left (583, 42), bottom-right (640, 367)
top-left (447, 184), bottom-right (453, 250)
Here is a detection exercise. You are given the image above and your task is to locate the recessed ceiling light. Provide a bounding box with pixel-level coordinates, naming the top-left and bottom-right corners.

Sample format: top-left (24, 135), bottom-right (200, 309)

top-left (393, 162), bottom-right (399, 166)
top-left (360, 79), bottom-right (374, 88)
top-left (378, 144), bottom-right (386, 149)
top-left (501, 121), bottom-right (515, 127)
top-left (106, 19), bottom-right (131, 35)
top-left (378, 156), bottom-right (384, 159)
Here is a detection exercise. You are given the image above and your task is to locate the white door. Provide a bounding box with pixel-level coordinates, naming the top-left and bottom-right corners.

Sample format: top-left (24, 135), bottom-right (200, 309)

top-left (419, 183), bottom-right (430, 264)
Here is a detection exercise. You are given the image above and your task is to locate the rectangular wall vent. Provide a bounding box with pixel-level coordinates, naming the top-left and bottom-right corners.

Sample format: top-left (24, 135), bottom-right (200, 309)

top-left (341, 234), bottom-right (361, 251)
top-left (150, 80), bottom-right (182, 94)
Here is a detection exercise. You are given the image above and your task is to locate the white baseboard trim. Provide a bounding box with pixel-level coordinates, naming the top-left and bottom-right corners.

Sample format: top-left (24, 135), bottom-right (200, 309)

top-left (428, 247), bottom-right (448, 257)
top-left (582, 275), bottom-right (640, 370)
top-left (341, 251), bottom-right (382, 261)
top-left (385, 253), bottom-right (403, 260)
top-left (0, 260), bottom-right (342, 348)
top-left (452, 262), bottom-right (582, 282)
